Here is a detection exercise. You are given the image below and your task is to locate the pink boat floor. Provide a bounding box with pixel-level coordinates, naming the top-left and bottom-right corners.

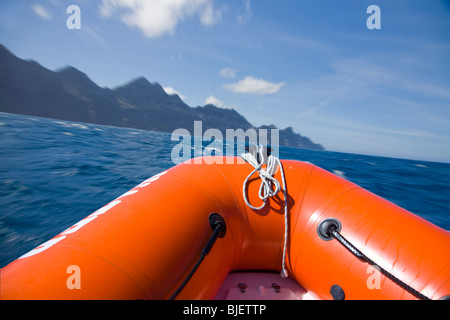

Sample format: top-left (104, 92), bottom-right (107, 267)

top-left (214, 272), bottom-right (316, 300)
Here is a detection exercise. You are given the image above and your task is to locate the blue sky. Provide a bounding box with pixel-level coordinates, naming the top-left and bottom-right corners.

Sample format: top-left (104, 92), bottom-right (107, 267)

top-left (0, 0), bottom-right (449, 162)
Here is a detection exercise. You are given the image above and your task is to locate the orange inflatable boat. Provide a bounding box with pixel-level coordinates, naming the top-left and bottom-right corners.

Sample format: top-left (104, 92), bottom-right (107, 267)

top-left (1, 153), bottom-right (449, 300)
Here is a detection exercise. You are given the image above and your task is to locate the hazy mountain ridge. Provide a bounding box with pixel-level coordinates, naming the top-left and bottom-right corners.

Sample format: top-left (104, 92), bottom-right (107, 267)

top-left (0, 45), bottom-right (324, 150)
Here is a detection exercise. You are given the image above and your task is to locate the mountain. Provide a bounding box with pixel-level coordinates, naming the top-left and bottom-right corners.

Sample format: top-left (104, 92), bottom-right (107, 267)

top-left (0, 45), bottom-right (324, 151)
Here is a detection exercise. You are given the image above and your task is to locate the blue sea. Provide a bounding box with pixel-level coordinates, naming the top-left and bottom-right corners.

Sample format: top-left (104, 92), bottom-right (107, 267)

top-left (1, 112), bottom-right (449, 268)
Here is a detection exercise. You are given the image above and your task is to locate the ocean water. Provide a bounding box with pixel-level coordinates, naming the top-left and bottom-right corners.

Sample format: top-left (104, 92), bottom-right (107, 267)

top-left (0, 112), bottom-right (449, 268)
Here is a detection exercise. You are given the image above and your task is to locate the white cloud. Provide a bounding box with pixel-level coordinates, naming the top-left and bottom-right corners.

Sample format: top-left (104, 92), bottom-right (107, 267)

top-left (204, 95), bottom-right (234, 109)
top-left (220, 68), bottom-right (238, 78)
top-left (237, 0), bottom-right (252, 24)
top-left (200, 1), bottom-right (221, 26)
top-left (99, 0), bottom-right (221, 38)
top-left (163, 86), bottom-right (186, 100)
top-left (223, 76), bottom-right (285, 95)
top-left (32, 4), bottom-right (52, 20)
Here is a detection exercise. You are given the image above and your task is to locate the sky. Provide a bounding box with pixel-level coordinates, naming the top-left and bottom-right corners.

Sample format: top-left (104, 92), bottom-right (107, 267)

top-left (0, 0), bottom-right (449, 162)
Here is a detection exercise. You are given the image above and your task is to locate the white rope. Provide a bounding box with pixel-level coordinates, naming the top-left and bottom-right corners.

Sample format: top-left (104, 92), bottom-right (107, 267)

top-left (241, 145), bottom-right (289, 278)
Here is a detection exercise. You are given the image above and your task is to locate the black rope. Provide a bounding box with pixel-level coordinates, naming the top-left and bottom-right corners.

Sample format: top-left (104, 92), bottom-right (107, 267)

top-left (168, 217), bottom-right (225, 300)
top-left (329, 227), bottom-right (431, 300)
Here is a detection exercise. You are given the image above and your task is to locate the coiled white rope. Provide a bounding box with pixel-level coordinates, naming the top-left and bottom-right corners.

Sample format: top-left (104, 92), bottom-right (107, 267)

top-left (241, 145), bottom-right (289, 278)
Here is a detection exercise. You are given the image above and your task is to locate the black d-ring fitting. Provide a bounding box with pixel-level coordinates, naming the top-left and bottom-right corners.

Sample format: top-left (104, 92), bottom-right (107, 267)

top-left (317, 218), bottom-right (342, 241)
top-left (209, 213), bottom-right (226, 238)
